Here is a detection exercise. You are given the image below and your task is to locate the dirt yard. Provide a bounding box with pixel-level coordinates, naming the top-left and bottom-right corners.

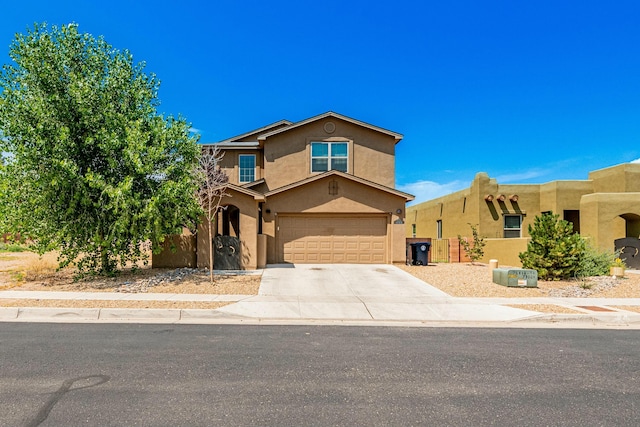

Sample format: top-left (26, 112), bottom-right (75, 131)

top-left (0, 251), bottom-right (261, 294)
top-left (397, 263), bottom-right (640, 299)
top-left (1, 251), bottom-right (639, 313)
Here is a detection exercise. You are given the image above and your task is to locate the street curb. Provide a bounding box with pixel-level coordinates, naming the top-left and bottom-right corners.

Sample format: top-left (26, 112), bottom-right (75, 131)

top-left (514, 312), bottom-right (640, 326)
top-left (17, 307), bottom-right (100, 321)
top-left (2, 306), bottom-right (640, 328)
top-left (98, 308), bottom-right (182, 321)
top-left (0, 307), bottom-right (19, 319)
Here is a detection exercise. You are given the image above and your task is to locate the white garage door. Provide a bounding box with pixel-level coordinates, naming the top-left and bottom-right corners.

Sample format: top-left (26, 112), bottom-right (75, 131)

top-left (278, 215), bottom-right (387, 263)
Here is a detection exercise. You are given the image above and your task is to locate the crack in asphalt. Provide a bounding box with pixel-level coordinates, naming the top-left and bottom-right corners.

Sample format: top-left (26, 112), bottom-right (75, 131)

top-left (25, 375), bottom-right (110, 427)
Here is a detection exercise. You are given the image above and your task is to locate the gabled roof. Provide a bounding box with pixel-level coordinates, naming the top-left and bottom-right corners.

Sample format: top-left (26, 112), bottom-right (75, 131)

top-left (203, 141), bottom-right (260, 150)
top-left (223, 183), bottom-right (265, 201)
top-left (264, 170), bottom-right (414, 201)
top-left (241, 178), bottom-right (265, 189)
top-left (257, 111), bottom-right (403, 143)
top-left (218, 119), bottom-right (293, 144)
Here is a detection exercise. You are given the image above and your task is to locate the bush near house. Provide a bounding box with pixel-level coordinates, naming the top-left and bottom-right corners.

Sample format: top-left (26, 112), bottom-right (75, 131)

top-left (519, 212), bottom-right (618, 280)
top-left (519, 212), bottom-right (586, 280)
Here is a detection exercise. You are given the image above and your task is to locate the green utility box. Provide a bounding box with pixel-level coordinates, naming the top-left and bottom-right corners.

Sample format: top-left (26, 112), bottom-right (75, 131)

top-left (492, 268), bottom-right (538, 288)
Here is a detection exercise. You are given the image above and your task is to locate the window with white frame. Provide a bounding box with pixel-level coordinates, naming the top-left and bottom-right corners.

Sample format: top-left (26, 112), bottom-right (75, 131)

top-left (239, 154), bottom-right (256, 183)
top-left (436, 220), bottom-right (442, 239)
top-left (311, 142), bottom-right (348, 173)
top-left (504, 215), bottom-right (522, 238)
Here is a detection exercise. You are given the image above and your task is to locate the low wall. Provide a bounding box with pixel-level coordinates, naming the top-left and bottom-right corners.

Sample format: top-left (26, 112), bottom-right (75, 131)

top-left (480, 238), bottom-right (529, 267)
top-left (152, 234), bottom-right (197, 268)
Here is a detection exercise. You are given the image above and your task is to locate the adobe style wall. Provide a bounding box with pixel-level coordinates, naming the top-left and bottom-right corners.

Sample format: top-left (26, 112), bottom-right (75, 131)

top-left (580, 192), bottom-right (640, 250)
top-left (407, 162), bottom-right (640, 263)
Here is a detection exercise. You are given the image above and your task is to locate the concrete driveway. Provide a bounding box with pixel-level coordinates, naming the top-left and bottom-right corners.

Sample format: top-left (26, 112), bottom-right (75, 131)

top-left (216, 264), bottom-right (540, 323)
top-left (258, 264), bottom-right (450, 298)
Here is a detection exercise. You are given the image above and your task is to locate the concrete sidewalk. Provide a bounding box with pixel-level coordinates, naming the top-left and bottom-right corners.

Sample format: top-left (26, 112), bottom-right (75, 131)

top-left (1, 264), bottom-right (639, 327)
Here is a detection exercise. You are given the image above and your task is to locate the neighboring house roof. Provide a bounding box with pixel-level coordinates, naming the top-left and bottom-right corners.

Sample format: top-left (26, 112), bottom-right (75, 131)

top-left (264, 170), bottom-right (415, 201)
top-left (257, 111), bottom-right (403, 143)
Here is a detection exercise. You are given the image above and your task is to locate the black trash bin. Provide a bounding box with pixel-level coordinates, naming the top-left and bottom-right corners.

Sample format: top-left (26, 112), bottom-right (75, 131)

top-left (410, 242), bottom-right (430, 266)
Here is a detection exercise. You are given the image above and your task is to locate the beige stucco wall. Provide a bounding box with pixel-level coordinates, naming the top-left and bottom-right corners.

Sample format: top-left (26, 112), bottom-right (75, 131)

top-left (407, 163), bottom-right (640, 262)
top-left (589, 163), bottom-right (640, 193)
top-left (481, 238), bottom-right (529, 267)
top-left (263, 117), bottom-right (396, 190)
top-left (196, 189), bottom-right (261, 270)
top-left (539, 180), bottom-right (593, 213)
top-left (580, 192), bottom-right (640, 250)
top-left (407, 172), bottom-right (543, 241)
top-left (152, 231), bottom-right (197, 268)
top-left (262, 175), bottom-right (406, 264)
top-left (217, 149), bottom-right (262, 186)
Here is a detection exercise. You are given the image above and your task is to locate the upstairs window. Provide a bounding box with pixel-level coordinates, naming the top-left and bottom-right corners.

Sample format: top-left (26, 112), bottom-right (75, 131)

top-left (311, 142), bottom-right (348, 173)
top-left (239, 154), bottom-right (256, 183)
top-left (504, 215), bottom-right (522, 238)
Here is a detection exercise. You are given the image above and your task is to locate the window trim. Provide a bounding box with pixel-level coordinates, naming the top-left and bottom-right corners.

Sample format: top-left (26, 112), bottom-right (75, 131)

top-left (310, 141), bottom-right (349, 173)
top-left (503, 214), bottom-right (522, 238)
top-left (238, 154), bottom-right (256, 183)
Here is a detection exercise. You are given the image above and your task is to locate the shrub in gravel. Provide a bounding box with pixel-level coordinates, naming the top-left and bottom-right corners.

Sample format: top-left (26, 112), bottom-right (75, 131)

top-left (519, 212), bottom-right (585, 280)
top-left (576, 244), bottom-right (617, 278)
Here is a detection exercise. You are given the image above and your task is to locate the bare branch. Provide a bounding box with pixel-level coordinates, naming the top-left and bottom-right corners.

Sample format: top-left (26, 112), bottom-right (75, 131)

top-left (194, 145), bottom-right (230, 283)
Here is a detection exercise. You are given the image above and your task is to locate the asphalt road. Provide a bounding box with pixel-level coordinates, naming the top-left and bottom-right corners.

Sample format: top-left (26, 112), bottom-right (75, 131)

top-left (1, 324), bottom-right (639, 426)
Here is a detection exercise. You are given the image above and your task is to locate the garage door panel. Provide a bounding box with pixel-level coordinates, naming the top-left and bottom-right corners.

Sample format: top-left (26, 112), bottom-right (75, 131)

top-left (278, 215), bottom-right (387, 264)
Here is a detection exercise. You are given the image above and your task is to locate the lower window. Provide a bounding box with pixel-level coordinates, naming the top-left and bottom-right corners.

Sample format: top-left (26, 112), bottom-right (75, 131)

top-left (504, 215), bottom-right (522, 238)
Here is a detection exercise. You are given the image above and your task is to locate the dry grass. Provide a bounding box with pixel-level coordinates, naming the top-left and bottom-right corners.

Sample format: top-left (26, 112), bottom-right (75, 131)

top-left (0, 252), bottom-right (66, 289)
top-left (0, 251), bottom-right (261, 295)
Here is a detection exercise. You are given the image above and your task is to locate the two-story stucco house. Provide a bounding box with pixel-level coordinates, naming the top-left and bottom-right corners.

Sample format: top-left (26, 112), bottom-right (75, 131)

top-left (153, 111), bottom-right (414, 269)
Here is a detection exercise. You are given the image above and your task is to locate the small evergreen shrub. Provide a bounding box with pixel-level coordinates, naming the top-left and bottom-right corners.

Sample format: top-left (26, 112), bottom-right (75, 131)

top-left (519, 212), bottom-right (585, 280)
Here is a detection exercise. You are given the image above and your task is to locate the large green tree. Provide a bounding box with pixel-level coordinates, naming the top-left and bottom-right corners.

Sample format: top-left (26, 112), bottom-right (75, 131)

top-left (0, 23), bottom-right (201, 274)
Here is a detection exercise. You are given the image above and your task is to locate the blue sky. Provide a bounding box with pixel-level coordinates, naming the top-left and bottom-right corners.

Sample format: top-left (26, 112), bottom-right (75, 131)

top-left (3, 0), bottom-right (640, 204)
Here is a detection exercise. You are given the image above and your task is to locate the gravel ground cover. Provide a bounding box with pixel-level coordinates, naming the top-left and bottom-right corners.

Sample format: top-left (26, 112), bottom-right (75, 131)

top-left (398, 262), bottom-right (640, 314)
top-left (2, 251), bottom-right (639, 314)
top-left (397, 263), bottom-right (640, 299)
top-left (0, 251), bottom-right (260, 294)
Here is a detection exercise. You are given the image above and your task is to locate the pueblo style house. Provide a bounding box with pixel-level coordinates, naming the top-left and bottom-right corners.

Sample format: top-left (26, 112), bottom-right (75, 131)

top-left (153, 112), bottom-right (414, 269)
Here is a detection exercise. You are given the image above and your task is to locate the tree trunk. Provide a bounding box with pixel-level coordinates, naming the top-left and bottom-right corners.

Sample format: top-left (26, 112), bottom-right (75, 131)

top-left (208, 218), bottom-right (214, 284)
